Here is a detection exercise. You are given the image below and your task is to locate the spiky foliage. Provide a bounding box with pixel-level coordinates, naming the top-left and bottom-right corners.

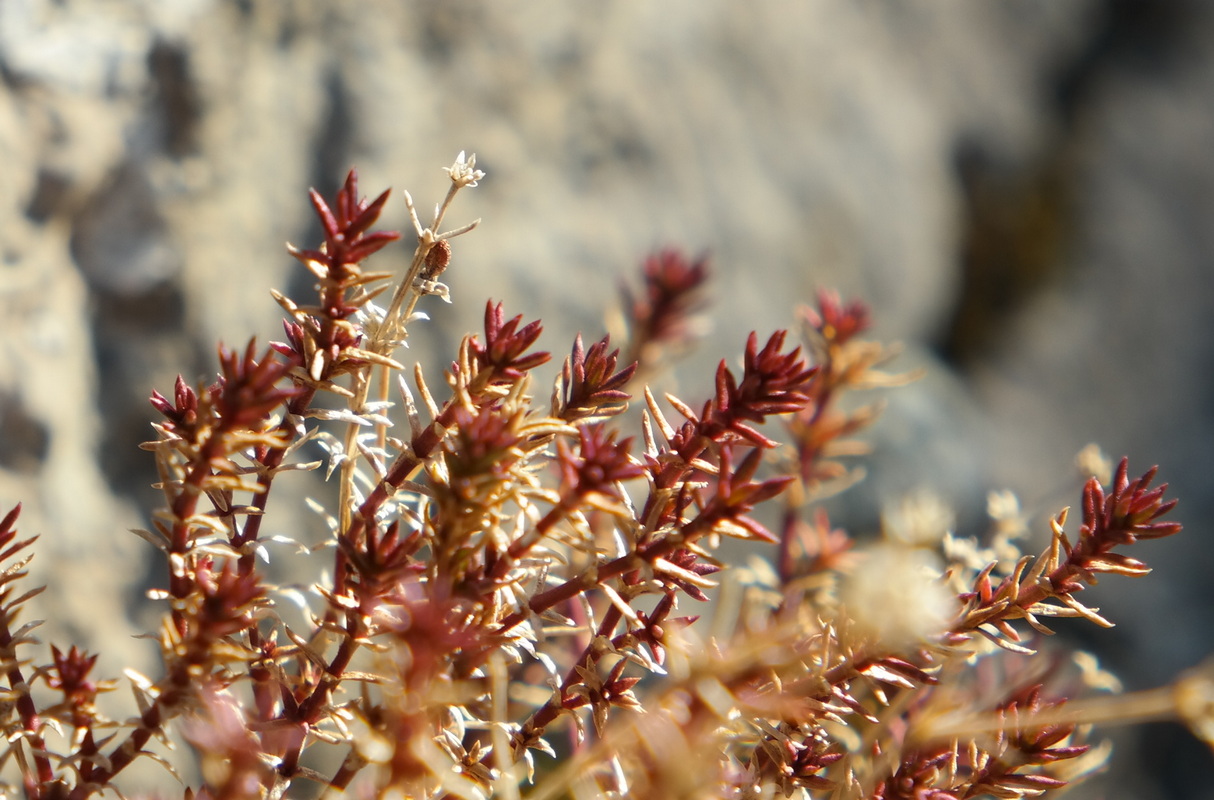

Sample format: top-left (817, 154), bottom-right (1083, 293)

top-left (0, 156), bottom-right (1205, 800)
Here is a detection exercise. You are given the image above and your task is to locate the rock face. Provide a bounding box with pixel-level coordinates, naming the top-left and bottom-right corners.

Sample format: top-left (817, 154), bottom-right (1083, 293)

top-left (1, 0), bottom-right (1212, 794)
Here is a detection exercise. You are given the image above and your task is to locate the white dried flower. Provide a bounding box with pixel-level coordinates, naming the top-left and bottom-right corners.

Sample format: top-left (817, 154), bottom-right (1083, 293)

top-left (882, 488), bottom-right (954, 548)
top-left (1076, 442), bottom-right (1113, 485)
top-left (840, 543), bottom-right (954, 650)
top-left (985, 489), bottom-right (1022, 527)
top-left (986, 489), bottom-right (1029, 564)
top-left (414, 276), bottom-right (452, 303)
top-left (942, 532), bottom-right (998, 575)
top-left (445, 150), bottom-right (485, 188)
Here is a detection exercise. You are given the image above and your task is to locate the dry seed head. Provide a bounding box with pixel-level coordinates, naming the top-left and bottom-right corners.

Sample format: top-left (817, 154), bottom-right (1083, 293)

top-left (424, 239), bottom-right (452, 280)
top-left (882, 488), bottom-right (954, 548)
top-left (1076, 443), bottom-right (1113, 485)
top-left (839, 543), bottom-right (954, 650)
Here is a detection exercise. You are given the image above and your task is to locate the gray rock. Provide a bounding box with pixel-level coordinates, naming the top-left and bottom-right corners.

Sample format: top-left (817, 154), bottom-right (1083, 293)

top-left (3, 0), bottom-right (1213, 794)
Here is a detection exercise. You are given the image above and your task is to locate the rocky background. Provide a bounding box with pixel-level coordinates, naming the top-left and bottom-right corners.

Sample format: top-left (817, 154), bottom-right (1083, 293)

top-left (2, 0), bottom-right (1213, 795)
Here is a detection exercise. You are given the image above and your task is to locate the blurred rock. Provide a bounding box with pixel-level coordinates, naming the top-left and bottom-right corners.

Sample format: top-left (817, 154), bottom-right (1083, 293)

top-left (71, 161), bottom-right (182, 295)
top-left (3, 0), bottom-right (1213, 795)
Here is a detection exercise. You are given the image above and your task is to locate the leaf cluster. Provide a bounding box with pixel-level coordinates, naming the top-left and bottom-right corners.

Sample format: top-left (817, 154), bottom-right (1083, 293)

top-left (0, 158), bottom-right (1199, 800)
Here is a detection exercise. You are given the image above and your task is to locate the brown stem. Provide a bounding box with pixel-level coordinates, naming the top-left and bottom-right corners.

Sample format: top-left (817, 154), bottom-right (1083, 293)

top-left (319, 750), bottom-right (366, 798)
top-left (499, 511), bottom-right (720, 633)
top-left (74, 728), bottom-right (99, 786)
top-left (166, 436), bottom-right (229, 633)
top-left (68, 683), bottom-right (186, 800)
top-left (237, 388), bottom-right (319, 728)
top-left (775, 506), bottom-right (799, 587)
top-left (504, 496), bottom-right (579, 564)
top-left (331, 388), bottom-right (471, 599)
top-left (0, 618), bottom-right (53, 796)
top-left (277, 610), bottom-right (364, 779)
top-left (518, 605), bottom-right (625, 749)
top-left (234, 385), bottom-right (319, 565)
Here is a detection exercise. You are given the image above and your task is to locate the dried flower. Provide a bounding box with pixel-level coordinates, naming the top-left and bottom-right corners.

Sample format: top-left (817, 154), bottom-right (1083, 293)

top-left (883, 488), bottom-right (955, 548)
top-left (840, 543), bottom-right (954, 650)
top-left (444, 150), bottom-right (485, 188)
